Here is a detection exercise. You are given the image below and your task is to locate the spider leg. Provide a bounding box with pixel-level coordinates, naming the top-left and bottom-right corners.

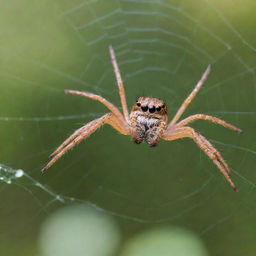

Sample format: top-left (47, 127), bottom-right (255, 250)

top-left (176, 114), bottom-right (242, 133)
top-left (65, 90), bottom-right (129, 131)
top-left (109, 45), bottom-right (129, 122)
top-left (170, 65), bottom-right (211, 125)
top-left (162, 126), bottom-right (237, 191)
top-left (42, 113), bottom-right (129, 171)
top-left (49, 112), bottom-right (127, 159)
top-left (49, 126), bottom-right (84, 159)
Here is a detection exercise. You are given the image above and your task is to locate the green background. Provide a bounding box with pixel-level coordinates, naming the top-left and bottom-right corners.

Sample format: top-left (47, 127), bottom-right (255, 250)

top-left (0, 0), bottom-right (255, 255)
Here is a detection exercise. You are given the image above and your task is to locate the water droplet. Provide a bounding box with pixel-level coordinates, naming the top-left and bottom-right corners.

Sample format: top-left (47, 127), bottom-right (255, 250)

top-left (15, 169), bottom-right (24, 178)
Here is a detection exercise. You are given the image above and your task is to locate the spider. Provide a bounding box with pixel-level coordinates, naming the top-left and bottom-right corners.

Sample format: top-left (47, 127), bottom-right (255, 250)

top-left (42, 45), bottom-right (242, 191)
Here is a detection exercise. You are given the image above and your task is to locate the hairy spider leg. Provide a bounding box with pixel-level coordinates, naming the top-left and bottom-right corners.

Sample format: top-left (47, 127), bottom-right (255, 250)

top-left (176, 114), bottom-right (242, 133)
top-left (170, 65), bottom-right (211, 125)
top-left (162, 126), bottom-right (237, 191)
top-left (65, 90), bottom-right (129, 131)
top-left (109, 45), bottom-right (130, 122)
top-left (42, 113), bottom-right (129, 171)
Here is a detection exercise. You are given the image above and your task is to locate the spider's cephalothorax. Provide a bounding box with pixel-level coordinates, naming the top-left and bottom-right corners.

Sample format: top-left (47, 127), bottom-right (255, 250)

top-left (130, 97), bottom-right (168, 146)
top-left (42, 45), bottom-right (243, 191)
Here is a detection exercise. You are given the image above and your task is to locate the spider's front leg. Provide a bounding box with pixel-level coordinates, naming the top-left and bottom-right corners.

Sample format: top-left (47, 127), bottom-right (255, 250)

top-left (170, 65), bottom-right (211, 125)
top-left (42, 113), bottom-right (130, 171)
top-left (162, 126), bottom-right (237, 191)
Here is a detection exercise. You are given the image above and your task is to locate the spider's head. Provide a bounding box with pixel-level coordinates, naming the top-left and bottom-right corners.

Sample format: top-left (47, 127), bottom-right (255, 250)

top-left (132, 97), bottom-right (168, 118)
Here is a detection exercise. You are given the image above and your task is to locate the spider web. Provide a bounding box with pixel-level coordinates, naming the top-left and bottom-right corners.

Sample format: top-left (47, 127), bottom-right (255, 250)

top-left (0, 0), bottom-right (256, 255)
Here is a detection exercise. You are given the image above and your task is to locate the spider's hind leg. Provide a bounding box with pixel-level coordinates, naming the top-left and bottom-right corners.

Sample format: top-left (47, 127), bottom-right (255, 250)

top-left (162, 126), bottom-right (237, 191)
top-left (49, 126), bottom-right (84, 159)
top-left (42, 113), bottom-right (130, 171)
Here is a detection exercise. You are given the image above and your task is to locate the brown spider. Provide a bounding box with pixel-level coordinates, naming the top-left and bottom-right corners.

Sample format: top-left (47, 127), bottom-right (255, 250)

top-left (42, 46), bottom-right (242, 191)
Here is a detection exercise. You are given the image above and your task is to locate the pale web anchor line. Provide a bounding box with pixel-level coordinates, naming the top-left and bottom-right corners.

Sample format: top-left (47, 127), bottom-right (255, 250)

top-left (0, 163), bottom-right (219, 224)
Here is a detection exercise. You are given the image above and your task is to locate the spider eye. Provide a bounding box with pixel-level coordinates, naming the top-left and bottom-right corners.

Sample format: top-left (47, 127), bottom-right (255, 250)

top-left (149, 106), bottom-right (155, 113)
top-left (156, 106), bottom-right (161, 111)
top-left (141, 105), bottom-right (148, 112)
top-left (137, 103), bottom-right (141, 107)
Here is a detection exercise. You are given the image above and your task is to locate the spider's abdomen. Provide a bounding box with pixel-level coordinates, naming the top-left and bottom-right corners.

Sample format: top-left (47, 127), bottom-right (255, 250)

top-left (130, 114), bottom-right (166, 146)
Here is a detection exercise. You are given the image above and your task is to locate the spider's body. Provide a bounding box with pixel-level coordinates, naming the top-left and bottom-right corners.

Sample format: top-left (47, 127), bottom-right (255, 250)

top-left (42, 45), bottom-right (242, 191)
top-left (130, 97), bottom-right (167, 146)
